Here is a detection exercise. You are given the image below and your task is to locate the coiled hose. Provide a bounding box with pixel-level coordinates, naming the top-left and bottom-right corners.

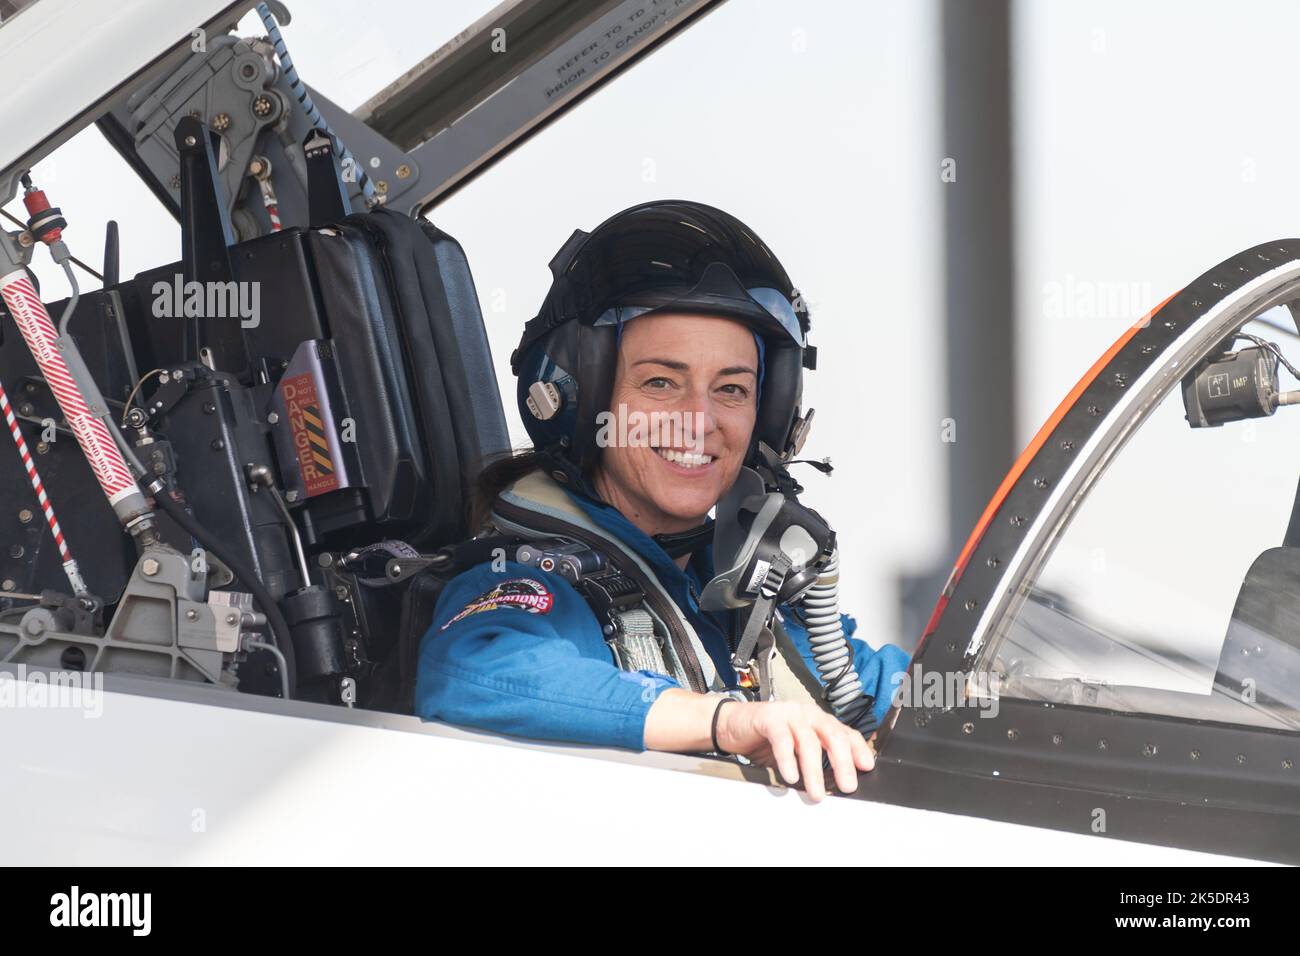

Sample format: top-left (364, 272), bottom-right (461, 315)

top-left (799, 550), bottom-right (877, 733)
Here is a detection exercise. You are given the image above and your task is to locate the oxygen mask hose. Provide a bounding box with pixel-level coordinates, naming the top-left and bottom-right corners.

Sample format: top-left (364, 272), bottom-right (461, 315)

top-left (799, 548), bottom-right (876, 735)
top-left (703, 467), bottom-right (876, 734)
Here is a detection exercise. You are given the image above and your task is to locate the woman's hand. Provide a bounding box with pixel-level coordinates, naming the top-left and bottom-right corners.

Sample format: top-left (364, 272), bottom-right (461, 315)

top-left (645, 690), bottom-right (875, 802)
top-left (717, 699), bottom-right (875, 801)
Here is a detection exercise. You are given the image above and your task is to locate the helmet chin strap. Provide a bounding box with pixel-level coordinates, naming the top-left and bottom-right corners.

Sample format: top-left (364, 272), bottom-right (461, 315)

top-left (750, 440), bottom-right (802, 496)
top-left (652, 521), bottom-right (715, 559)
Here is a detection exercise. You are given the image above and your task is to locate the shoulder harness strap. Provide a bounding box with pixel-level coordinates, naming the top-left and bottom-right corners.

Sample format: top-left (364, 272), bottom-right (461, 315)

top-left (488, 472), bottom-right (832, 712)
top-left (490, 471), bottom-right (722, 693)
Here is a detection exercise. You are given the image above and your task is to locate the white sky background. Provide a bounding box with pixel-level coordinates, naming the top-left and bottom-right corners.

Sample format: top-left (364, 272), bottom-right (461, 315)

top-left (1011, 0), bottom-right (1300, 682)
top-left (14, 0), bottom-right (1300, 658)
top-left (425, 0), bottom-right (945, 651)
top-left (1013, 0), bottom-right (1300, 417)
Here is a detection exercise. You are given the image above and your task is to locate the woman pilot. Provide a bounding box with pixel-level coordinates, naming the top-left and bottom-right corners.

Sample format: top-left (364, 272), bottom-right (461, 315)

top-left (415, 200), bottom-right (909, 801)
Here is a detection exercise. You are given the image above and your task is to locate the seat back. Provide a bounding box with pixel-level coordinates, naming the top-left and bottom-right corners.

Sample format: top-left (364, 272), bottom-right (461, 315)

top-left (1, 209), bottom-right (509, 603)
top-left (1213, 546), bottom-right (1300, 711)
top-left (125, 208), bottom-right (510, 551)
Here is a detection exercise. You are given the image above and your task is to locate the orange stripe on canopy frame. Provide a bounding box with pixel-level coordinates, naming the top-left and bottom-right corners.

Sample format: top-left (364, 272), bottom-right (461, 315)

top-left (918, 291), bottom-right (1178, 645)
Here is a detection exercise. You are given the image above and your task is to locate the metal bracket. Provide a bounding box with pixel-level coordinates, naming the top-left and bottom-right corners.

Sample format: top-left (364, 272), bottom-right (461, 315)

top-left (303, 129), bottom-right (354, 225)
top-left (174, 115), bottom-right (248, 374)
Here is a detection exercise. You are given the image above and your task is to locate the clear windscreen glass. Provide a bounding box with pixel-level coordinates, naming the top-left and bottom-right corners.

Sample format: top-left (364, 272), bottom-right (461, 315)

top-left (984, 311), bottom-right (1300, 732)
top-left (591, 285), bottom-right (804, 345)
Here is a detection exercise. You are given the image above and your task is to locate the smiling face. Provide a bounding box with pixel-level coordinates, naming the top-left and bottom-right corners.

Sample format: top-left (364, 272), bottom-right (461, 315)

top-left (591, 311), bottom-right (759, 537)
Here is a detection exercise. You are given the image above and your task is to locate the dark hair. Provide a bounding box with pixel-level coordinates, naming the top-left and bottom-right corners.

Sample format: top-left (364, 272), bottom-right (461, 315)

top-left (469, 447), bottom-right (544, 532)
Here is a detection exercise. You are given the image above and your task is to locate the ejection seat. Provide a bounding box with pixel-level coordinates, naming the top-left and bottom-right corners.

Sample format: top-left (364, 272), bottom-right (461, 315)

top-left (0, 195), bottom-right (510, 708)
top-left (118, 206), bottom-right (509, 550)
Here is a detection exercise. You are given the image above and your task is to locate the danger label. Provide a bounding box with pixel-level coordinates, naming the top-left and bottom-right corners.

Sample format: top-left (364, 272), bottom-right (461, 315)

top-left (282, 372), bottom-right (338, 496)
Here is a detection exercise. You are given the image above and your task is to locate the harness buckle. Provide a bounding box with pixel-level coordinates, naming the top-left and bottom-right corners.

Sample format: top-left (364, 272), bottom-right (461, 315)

top-left (574, 568), bottom-right (644, 635)
top-left (732, 629), bottom-right (778, 701)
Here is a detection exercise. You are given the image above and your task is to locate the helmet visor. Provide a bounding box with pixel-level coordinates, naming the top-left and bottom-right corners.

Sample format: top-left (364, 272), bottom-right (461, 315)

top-left (592, 275), bottom-right (805, 347)
top-left (562, 203), bottom-right (808, 346)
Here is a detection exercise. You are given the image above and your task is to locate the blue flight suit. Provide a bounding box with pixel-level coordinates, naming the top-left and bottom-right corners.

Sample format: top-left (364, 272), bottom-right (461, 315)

top-left (414, 486), bottom-right (910, 750)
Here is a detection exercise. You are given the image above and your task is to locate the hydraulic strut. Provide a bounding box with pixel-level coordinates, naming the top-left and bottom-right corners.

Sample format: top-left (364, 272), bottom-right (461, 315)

top-left (0, 176), bottom-right (153, 535)
top-left (0, 172), bottom-right (295, 697)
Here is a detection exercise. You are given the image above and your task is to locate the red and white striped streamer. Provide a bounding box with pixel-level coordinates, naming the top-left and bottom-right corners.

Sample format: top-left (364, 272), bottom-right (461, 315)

top-left (0, 378), bottom-right (86, 595)
top-left (0, 270), bottom-right (136, 506)
top-left (257, 177), bottom-right (282, 232)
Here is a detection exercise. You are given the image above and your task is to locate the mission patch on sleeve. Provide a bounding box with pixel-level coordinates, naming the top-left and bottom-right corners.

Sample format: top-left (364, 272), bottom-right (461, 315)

top-left (441, 577), bottom-right (556, 630)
